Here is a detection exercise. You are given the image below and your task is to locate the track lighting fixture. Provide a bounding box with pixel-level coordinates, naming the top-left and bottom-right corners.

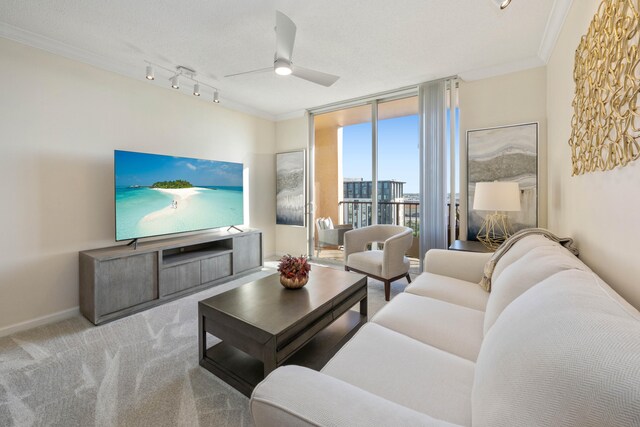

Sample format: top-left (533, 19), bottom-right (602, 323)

top-left (171, 75), bottom-right (180, 89)
top-left (491, 0), bottom-right (512, 9)
top-left (145, 65), bottom-right (154, 80)
top-left (144, 62), bottom-right (220, 103)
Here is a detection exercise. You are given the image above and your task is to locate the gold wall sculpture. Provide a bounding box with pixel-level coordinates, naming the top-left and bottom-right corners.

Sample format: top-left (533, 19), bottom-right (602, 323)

top-left (569, 0), bottom-right (640, 175)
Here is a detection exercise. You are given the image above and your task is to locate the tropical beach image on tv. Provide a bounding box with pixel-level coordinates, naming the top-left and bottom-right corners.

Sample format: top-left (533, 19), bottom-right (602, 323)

top-left (114, 150), bottom-right (243, 241)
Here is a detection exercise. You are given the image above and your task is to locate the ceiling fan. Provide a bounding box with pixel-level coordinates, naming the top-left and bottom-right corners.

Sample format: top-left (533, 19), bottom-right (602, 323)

top-left (224, 11), bottom-right (340, 87)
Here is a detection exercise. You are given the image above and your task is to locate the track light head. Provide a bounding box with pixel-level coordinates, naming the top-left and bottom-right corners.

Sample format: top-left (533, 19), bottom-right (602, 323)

top-left (146, 62), bottom-right (218, 103)
top-left (491, 0), bottom-right (512, 9)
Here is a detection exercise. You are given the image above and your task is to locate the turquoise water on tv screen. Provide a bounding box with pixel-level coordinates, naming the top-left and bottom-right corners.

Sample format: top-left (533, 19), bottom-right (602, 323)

top-left (114, 150), bottom-right (243, 241)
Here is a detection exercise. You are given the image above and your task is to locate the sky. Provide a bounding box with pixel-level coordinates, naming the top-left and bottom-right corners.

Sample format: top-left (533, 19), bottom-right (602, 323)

top-left (115, 151), bottom-right (243, 187)
top-left (342, 110), bottom-right (460, 195)
top-left (343, 115), bottom-right (420, 193)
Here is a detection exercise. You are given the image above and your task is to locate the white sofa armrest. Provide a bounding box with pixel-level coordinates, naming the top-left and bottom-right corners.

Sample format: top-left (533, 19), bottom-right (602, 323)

top-left (424, 249), bottom-right (492, 283)
top-left (251, 366), bottom-right (460, 427)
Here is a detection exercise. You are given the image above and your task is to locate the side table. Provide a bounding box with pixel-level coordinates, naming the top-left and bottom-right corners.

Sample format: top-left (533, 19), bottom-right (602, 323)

top-left (448, 240), bottom-right (494, 253)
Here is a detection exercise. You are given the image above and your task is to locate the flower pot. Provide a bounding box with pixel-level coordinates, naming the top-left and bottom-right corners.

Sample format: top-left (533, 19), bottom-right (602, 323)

top-left (279, 275), bottom-right (309, 289)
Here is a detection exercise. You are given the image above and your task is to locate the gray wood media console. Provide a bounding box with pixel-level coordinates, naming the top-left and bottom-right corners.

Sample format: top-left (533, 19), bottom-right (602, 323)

top-left (79, 229), bottom-right (262, 325)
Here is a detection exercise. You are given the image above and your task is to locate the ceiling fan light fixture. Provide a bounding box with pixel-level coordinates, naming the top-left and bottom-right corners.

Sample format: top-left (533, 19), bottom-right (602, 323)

top-left (274, 58), bottom-right (292, 76)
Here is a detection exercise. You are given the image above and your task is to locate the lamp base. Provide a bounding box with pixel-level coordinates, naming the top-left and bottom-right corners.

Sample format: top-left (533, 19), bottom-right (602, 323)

top-left (477, 212), bottom-right (512, 250)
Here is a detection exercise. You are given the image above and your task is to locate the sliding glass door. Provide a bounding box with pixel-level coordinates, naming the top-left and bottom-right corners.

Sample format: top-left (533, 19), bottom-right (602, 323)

top-left (308, 81), bottom-right (458, 269)
top-left (310, 95), bottom-right (420, 270)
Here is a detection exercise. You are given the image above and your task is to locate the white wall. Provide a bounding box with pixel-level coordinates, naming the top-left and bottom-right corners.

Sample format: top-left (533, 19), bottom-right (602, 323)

top-left (275, 116), bottom-right (310, 256)
top-left (459, 67), bottom-right (548, 238)
top-left (0, 37), bottom-right (276, 334)
top-left (547, 0), bottom-right (640, 309)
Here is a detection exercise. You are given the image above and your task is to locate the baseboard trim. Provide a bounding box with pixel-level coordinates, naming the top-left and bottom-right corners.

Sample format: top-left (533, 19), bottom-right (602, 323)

top-left (0, 307), bottom-right (80, 338)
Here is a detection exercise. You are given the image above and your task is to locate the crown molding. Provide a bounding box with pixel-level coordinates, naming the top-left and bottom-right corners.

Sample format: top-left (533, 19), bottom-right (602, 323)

top-left (275, 110), bottom-right (307, 122)
top-left (458, 55), bottom-right (545, 81)
top-left (0, 22), bottom-right (276, 121)
top-left (538, 0), bottom-right (574, 63)
top-left (0, 21), bottom-right (134, 76)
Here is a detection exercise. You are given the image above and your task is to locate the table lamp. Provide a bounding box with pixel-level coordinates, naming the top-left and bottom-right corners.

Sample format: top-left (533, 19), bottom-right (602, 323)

top-left (473, 181), bottom-right (521, 250)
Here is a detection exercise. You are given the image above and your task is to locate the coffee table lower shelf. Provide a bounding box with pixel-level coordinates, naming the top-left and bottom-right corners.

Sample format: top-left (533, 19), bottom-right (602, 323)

top-left (200, 310), bottom-right (366, 397)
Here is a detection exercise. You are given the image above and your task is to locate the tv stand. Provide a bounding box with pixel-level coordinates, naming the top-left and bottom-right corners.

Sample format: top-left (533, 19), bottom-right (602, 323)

top-left (79, 229), bottom-right (262, 325)
top-left (126, 238), bottom-right (139, 250)
top-left (227, 225), bottom-right (243, 233)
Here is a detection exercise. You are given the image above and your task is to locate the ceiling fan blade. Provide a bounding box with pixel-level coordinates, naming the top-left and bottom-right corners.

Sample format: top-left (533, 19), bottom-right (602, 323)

top-left (291, 66), bottom-right (340, 87)
top-left (276, 11), bottom-right (296, 61)
top-left (224, 67), bottom-right (272, 78)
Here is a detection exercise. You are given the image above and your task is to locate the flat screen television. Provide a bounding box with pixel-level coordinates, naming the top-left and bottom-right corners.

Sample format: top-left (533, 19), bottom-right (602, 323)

top-left (114, 150), bottom-right (243, 242)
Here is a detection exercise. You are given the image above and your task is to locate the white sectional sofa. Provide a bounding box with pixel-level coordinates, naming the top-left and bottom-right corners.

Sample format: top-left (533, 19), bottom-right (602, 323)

top-left (250, 235), bottom-right (640, 426)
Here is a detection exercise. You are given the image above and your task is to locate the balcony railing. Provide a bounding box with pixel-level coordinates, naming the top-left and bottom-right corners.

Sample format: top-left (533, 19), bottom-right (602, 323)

top-left (338, 200), bottom-right (459, 241)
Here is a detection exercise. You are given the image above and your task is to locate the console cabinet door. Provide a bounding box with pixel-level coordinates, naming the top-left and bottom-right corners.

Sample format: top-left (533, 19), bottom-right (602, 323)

top-left (159, 261), bottom-right (201, 297)
top-left (233, 233), bottom-right (262, 274)
top-left (95, 253), bottom-right (158, 316)
top-left (201, 254), bottom-right (232, 283)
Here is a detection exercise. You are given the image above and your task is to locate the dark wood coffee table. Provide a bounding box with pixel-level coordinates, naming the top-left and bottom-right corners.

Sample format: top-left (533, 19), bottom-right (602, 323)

top-left (198, 266), bottom-right (368, 396)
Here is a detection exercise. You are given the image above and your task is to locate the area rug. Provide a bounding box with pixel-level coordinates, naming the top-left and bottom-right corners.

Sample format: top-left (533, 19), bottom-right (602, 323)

top-left (0, 265), bottom-right (409, 427)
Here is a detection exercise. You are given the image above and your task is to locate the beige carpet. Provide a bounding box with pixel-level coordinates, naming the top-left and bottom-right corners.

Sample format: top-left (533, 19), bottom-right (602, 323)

top-left (0, 265), bottom-right (410, 427)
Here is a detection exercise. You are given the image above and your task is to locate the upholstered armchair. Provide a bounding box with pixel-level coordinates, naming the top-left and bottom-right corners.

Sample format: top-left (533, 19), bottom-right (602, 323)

top-left (344, 225), bottom-right (413, 301)
top-left (315, 217), bottom-right (353, 257)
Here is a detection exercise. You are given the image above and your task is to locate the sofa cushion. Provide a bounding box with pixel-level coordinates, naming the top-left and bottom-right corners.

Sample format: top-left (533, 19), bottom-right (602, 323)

top-left (323, 322), bottom-right (475, 426)
top-left (483, 244), bottom-right (589, 334)
top-left (372, 293), bottom-right (484, 361)
top-left (326, 217), bottom-right (334, 229)
top-left (473, 270), bottom-right (640, 427)
top-left (405, 272), bottom-right (489, 312)
top-left (251, 366), bottom-right (456, 427)
top-left (491, 234), bottom-right (558, 284)
top-left (317, 217), bottom-right (327, 230)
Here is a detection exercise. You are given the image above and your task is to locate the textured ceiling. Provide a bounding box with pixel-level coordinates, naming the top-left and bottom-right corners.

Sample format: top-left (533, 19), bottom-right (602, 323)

top-left (0, 0), bottom-right (567, 119)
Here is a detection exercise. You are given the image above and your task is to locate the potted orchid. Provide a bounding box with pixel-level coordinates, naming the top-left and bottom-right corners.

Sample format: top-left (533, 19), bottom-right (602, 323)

top-left (277, 255), bottom-right (311, 289)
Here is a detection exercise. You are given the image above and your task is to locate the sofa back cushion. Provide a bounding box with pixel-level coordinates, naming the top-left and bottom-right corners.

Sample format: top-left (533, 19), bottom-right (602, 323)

top-left (472, 270), bottom-right (640, 427)
top-left (490, 235), bottom-right (558, 284)
top-left (483, 244), bottom-right (589, 334)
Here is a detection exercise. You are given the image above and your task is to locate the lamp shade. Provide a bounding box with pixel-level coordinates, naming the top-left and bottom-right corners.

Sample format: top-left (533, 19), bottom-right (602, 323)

top-left (473, 181), bottom-right (520, 212)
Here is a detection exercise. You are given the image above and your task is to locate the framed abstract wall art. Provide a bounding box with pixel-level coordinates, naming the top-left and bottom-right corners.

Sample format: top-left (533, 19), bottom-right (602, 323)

top-left (467, 123), bottom-right (538, 240)
top-left (276, 150), bottom-right (306, 226)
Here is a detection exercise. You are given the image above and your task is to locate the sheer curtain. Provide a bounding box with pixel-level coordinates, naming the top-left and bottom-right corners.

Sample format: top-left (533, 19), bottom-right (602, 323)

top-left (419, 78), bottom-right (458, 266)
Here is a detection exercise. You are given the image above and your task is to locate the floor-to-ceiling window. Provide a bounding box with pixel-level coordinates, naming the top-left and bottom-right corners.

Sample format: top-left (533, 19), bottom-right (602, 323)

top-left (310, 94), bottom-right (420, 270)
top-left (377, 97), bottom-right (420, 258)
top-left (312, 104), bottom-right (371, 261)
top-left (309, 81), bottom-right (458, 271)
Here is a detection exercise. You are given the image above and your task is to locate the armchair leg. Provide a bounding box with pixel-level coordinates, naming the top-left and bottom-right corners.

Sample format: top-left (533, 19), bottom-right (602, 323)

top-left (406, 273), bottom-right (412, 284)
top-left (384, 280), bottom-right (391, 302)
top-left (344, 266), bottom-right (349, 272)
